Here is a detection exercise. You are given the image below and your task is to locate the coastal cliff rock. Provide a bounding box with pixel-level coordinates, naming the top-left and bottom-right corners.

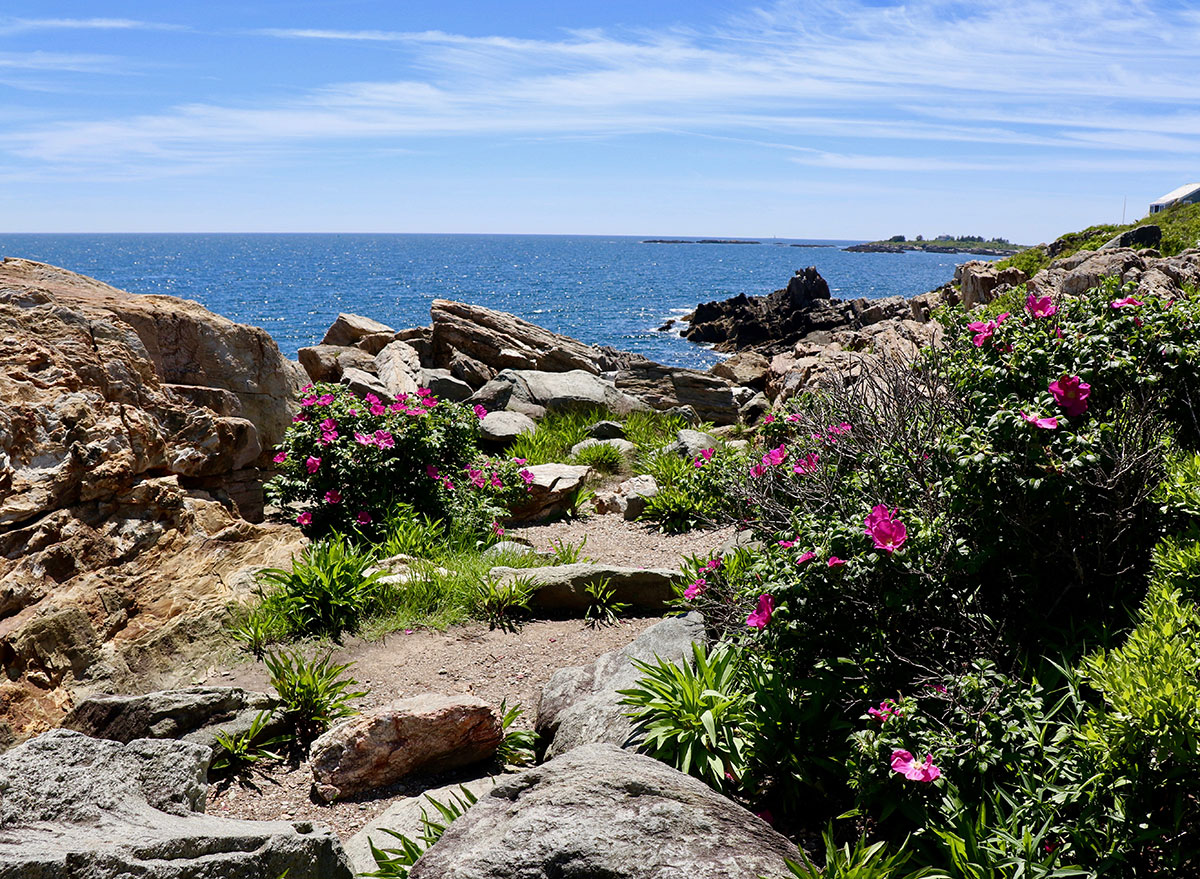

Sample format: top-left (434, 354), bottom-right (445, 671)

top-left (0, 259), bottom-right (305, 744)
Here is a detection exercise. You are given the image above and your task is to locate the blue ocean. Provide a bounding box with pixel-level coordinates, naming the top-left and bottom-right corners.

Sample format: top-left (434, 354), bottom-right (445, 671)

top-left (0, 234), bottom-right (991, 369)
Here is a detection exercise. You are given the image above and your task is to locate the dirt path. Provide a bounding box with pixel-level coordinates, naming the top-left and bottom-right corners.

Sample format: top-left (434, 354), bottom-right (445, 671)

top-left (208, 518), bottom-right (736, 839)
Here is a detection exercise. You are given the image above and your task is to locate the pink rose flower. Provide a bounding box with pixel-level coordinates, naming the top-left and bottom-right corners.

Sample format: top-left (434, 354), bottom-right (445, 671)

top-left (746, 594), bottom-right (775, 629)
top-left (324, 489), bottom-right (342, 504)
top-left (296, 511), bottom-right (313, 526)
top-left (828, 556), bottom-right (846, 567)
top-left (292, 414), bottom-right (307, 423)
top-left (474, 404), bottom-right (488, 420)
top-left (793, 452), bottom-right (819, 475)
top-left (868, 699), bottom-right (901, 722)
top-left (355, 432), bottom-right (376, 446)
top-left (1110, 295), bottom-right (1144, 309)
top-left (374, 430), bottom-right (395, 449)
top-left (272, 451), bottom-right (287, 464)
top-left (370, 403), bottom-right (386, 416)
top-left (1020, 411), bottom-right (1058, 430)
top-left (519, 468), bottom-right (535, 485)
top-left (356, 511), bottom-right (372, 525)
top-left (491, 521), bottom-right (504, 537)
top-left (750, 464), bottom-right (767, 478)
top-left (1025, 293), bottom-right (1057, 318)
top-left (890, 750), bottom-right (942, 782)
top-left (777, 540), bottom-right (795, 548)
top-left (1049, 375), bottom-right (1091, 417)
top-left (795, 550), bottom-right (816, 565)
top-left (684, 578), bottom-right (707, 600)
top-left (305, 456), bottom-right (321, 474)
top-left (967, 320), bottom-right (995, 347)
top-left (762, 445), bottom-right (787, 467)
top-left (864, 505), bottom-right (908, 554)
top-left (426, 464), bottom-right (439, 478)
top-left (703, 558), bottom-right (723, 572)
top-left (763, 414), bottom-right (775, 424)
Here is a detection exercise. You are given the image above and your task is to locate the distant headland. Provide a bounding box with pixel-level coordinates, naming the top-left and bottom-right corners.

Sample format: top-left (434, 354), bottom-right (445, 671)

top-left (844, 234), bottom-right (1025, 255)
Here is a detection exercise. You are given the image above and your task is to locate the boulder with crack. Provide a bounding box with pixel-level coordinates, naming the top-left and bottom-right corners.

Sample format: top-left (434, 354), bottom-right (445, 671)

top-left (0, 729), bottom-right (352, 878)
top-left (407, 743), bottom-right (799, 879)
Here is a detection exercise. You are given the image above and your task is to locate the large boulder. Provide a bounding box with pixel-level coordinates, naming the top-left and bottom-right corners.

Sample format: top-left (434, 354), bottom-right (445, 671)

top-left (309, 694), bottom-right (502, 802)
top-left (488, 563), bottom-right (679, 613)
top-left (407, 743), bottom-right (799, 879)
top-left (297, 344), bottom-right (377, 383)
top-left (1102, 224), bottom-right (1161, 250)
top-left (502, 463), bottom-right (590, 522)
top-left (375, 340), bottom-right (422, 398)
top-left (0, 259), bottom-right (307, 743)
top-left (615, 363), bottom-right (737, 425)
top-left (63, 686), bottom-right (279, 755)
top-left (537, 613), bottom-right (704, 759)
top-left (958, 261), bottom-right (1028, 308)
top-left (479, 410), bottom-right (537, 446)
top-left (321, 312), bottom-right (395, 347)
top-left (431, 299), bottom-right (616, 375)
top-left (470, 369), bottom-right (647, 420)
top-left (0, 729), bottom-right (352, 878)
top-left (709, 351), bottom-right (770, 388)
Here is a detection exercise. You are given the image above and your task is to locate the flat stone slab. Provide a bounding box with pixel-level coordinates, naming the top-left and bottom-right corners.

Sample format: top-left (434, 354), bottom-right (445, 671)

top-left (489, 562), bottom-right (679, 612)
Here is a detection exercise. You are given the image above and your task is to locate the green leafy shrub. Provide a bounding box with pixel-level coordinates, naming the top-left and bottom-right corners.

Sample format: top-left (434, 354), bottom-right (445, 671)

top-left (210, 710), bottom-right (286, 776)
top-left (548, 536), bottom-right (589, 564)
top-left (497, 699), bottom-right (537, 766)
top-left (583, 577), bottom-right (628, 627)
top-left (639, 444), bottom-right (741, 532)
top-left (365, 786), bottom-right (478, 877)
top-left (255, 533), bottom-right (389, 639)
top-left (470, 573), bottom-right (536, 631)
top-left (573, 441), bottom-right (624, 474)
top-left (619, 642), bottom-right (754, 793)
top-left (779, 828), bottom-right (945, 879)
top-left (263, 648), bottom-right (366, 746)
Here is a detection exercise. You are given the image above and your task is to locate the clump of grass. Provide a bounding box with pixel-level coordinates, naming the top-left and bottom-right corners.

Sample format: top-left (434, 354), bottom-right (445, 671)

top-left (573, 441), bottom-right (624, 474)
top-left (264, 648), bottom-right (366, 747)
top-left (548, 536), bottom-right (589, 564)
top-left (508, 407), bottom-right (607, 464)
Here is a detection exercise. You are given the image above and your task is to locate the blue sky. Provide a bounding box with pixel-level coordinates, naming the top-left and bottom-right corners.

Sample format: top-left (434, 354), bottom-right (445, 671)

top-left (1, 1), bottom-right (1199, 241)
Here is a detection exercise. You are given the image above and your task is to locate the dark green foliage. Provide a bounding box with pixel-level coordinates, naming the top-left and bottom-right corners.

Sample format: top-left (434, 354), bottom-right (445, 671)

top-left (263, 648), bottom-right (366, 746)
top-left (497, 699), bottom-right (537, 766)
top-left (573, 440), bottom-right (624, 473)
top-left (210, 710), bottom-right (286, 777)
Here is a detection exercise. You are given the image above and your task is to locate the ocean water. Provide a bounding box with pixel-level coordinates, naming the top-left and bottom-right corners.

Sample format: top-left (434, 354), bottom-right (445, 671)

top-left (0, 234), bottom-right (995, 370)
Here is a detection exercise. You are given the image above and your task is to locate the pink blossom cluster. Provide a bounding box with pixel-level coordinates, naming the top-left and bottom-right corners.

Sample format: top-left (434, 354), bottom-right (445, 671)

top-left (693, 448), bottom-right (715, 468)
top-left (864, 505), bottom-right (908, 554)
top-left (1025, 293), bottom-right (1057, 319)
top-left (890, 749), bottom-right (941, 782)
top-left (967, 311), bottom-right (1010, 347)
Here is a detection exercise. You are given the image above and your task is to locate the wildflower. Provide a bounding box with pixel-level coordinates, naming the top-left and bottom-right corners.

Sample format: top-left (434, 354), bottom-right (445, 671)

top-left (272, 451), bottom-right (287, 464)
top-left (828, 556), bottom-right (846, 567)
top-left (442, 478), bottom-right (455, 491)
top-left (927, 683), bottom-right (949, 695)
top-left (421, 396), bottom-right (437, 409)
top-left (317, 394), bottom-right (334, 406)
top-left (297, 511), bottom-right (312, 526)
top-left (868, 699), bottom-right (902, 722)
top-left (700, 448), bottom-right (715, 460)
top-left (995, 311), bottom-right (1010, 324)
top-left (694, 458), bottom-right (706, 468)
top-left (320, 418), bottom-right (337, 431)
top-left (300, 396), bottom-right (317, 407)
top-left (300, 383), bottom-right (313, 393)
top-left (750, 464), bottom-right (767, 478)
top-left (786, 413), bottom-right (802, 423)
top-left (474, 404), bottom-right (488, 420)
top-left (513, 457), bottom-right (527, 465)
top-left (703, 558), bottom-right (723, 572)
top-left (1020, 411), bottom-right (1058, 430)
top-left (355, 432), bottom-right (376, 446)
top-left (778, 540), bottom-right (795, 548)
top-left (292, 414), bottom-right (306, 423)
top-left (426, 464), bottom-right (439, 479)
top-left (491, 474), bottom-right (503, 488)
top-left (1025, 292), bottom-right (1058, 318)
top-left (796, 551), bottom-right (816, 565)
top-left (684, 578), bottom-right (707, 600)
top-left (762, 445), bottom-right (787, 467)
top-left (356, 511), bottom-right (372, 525)
top-left (793, 452), bottom-right (819, 475)
top-left (763, 414), bottom-right (776, 424)
top-left (319, 430), bottom-right (338, 445)
top-left (829, 422), bottom-right (851, 435)
top-left (416, 388), bottom-right (432, 397)
top-left (1049, 375), bottom-right (1091, 417)
top-left (746, 594), bottom-right (775, 629)
top-left (519, 468), bottom-right (535, 485)
top-left (1110, 295), bottom-right (1144, 309)
top-left (469, 468), bottom-right (486, 489)
top-left (305, 456), bottom-right (321, 474)
top-left (967, 320), bottom-right (995, 347)
top-left (890, 750), bottom-right (941, 782)
top-left (491, 521), bottom-right (504, 537)
top-left (370, 403), bottom-right (386, 416)
top-left (864, 505), bottom-right (908, 554)
top-left (324, 489), bottom-right (342, 504)
top-left (374, 430), bottom-right (395, 449)
top-left (390, 401), bottom-right (405, 412)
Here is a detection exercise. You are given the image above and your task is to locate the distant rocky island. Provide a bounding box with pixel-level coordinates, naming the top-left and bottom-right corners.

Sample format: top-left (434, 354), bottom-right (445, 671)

top-left (844, 234), bottom-right (1025, 256)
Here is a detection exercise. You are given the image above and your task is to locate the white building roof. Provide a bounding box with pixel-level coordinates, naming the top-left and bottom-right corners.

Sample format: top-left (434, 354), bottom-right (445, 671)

top-left (1151, 182), bottom-right (1200, 206)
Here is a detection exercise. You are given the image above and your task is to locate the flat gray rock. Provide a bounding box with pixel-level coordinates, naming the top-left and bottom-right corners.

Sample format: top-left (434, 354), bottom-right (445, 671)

top-left (407, 743), bottom-right (799, 879)
top-left (490, 562), bottom-right (678, 613)
top-left (480, 410), bottom-right (537, 444)
top-left (536, 612), bottom-right (705, 759)
top-left (0, 729), bottom-right (352, 879)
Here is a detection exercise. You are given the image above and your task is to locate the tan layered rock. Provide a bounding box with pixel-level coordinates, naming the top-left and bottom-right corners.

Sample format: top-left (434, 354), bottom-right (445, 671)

top-left (614, 362), bottom-right (737, 424)
top-left (310, 694), bottom-right (502, 802)
top-left (0, 259), bottom-right (306, 743)
top-left (322, 312), bottom-right (395, 347)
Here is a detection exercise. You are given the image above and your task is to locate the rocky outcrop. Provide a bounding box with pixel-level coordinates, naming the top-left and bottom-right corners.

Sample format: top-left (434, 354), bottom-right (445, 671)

top-left (1102, 224), bottom-right (1161, 250)
top-left (957, 260), bottom-right (1028, 308)
top-left (593, 474), bottom-right (659, 520)
top-left (375, 340), bottom-right (422, 398)
top-left (489, 563), bottom-right (679, 613)
top-left (309, 694), bottom-right (502, 802)
top-left (0, 259), bottom-right (306, 744)
top-left (537, 613), bottom-right (704, 759)
top-left (297, 343), bottom-right (377, 383)
top-left (321, 312), bottom-right (395, 347)
top-left (614, 362), bottom-right (737, 425)
top-left (0, 729), bottom-right (352, 878)
top-left (709, 350), bottom-right (770, 388)
top-left (432, 300), bottom-right (618, 376)
top-left (479, 410), bottom-right (537, 445)
top-left (469, 369), bottom-right (648, 420)
top-left (63, 686), bottom-right (279, 755)
top-left (407, 743), bottom-right (799, 879)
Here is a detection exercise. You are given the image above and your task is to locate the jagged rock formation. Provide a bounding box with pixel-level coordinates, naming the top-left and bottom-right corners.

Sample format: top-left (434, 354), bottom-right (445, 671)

top-left (0, 259), bottom-right (305, 744)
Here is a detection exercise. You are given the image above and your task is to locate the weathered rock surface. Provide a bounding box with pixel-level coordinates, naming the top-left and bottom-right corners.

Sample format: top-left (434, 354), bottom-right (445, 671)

top-left (0, 258), bottom-right (306, 743)
top-left (709, 350), bottom-right (770, 388)
top-left (593, 474), bottom-right (659, 520)
top-left (345, 778), bottom-right (497, 875)
top-left (421, 368), bottom-right (474, 401)
top-left (664, 428), bottom-right (720, 459)
top-left (375, 340), bottom-right (422, 398)
top-left (504, 464), bottom-right (591, 522)
top-left (431, 299), bottom-right (619, 375)
top-left (470, 369), bottom-right (647, 420)
top-left (615, 362), bottom-right (737, 425)
top-left (958, 260), bottom-right (1029, 308)
top-left (322, 312), bottom-right (395, 347)
top-left (537, 613), bottom-right (704, 759)
top-left (310, 694), bottom-right (502, 802)
top-left (63, 686), bottom-right (279, 755)
top-left (1102, 224), bottom-right (1161, 250)
top-left (407, 743), bottom-right (798, 879)
top-left (489, 563), bottom-right (678, 612)
top-left (341, 366), bottom-right (391, 401)
top-left (298, 343), bottom-right (377, 383)
top-left (0, 729), bottom-right (352, 878)
top-left (479, 410), bottom-right (537, 445)
top-left (587, 419), bottom-right (626, 439)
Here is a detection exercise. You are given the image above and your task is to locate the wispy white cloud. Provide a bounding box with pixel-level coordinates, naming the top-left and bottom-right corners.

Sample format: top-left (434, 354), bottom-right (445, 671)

top-left (0, 51), bottom-right (125, 73)
top-left (5, 0), bottom-right (1200, 175)
top-left (0, 17), bottom-right (184, 35)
